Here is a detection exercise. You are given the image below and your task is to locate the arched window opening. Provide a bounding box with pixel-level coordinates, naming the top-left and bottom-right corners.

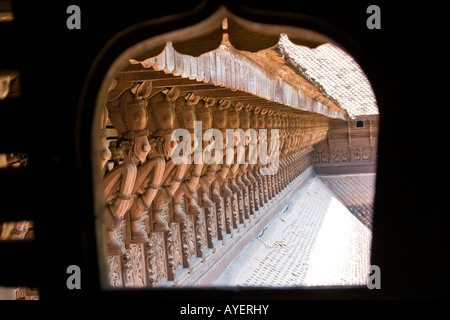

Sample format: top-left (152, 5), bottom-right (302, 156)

top-left (90, 7), bottom-right (379, 289)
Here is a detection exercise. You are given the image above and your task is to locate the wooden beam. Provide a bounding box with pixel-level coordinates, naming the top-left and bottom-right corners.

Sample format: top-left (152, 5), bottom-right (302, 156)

top-left (162, 84), bottom-right (221, 91)
top-left (150, 78), bottom-right (204, 87)
top-left (118, 70), bottom-right (178, 81)
top-left (190, 89), bottom-right (258, 98)
top-left (221, 96), bottom-right (262, 101)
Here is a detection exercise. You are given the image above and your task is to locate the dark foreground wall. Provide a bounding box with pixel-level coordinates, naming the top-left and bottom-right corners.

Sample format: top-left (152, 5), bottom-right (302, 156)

top-left (0, 0), bottom-right (449, 302)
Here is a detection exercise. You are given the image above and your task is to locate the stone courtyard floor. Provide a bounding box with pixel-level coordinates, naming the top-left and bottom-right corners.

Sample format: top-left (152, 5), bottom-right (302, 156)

top-left (215, 173), bottom-right (374, 287)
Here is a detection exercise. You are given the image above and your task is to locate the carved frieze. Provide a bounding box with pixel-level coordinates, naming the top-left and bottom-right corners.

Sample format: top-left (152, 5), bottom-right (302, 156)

top-left (230, 194), bottom-right (240, 229)
top-left (331, 148), bottom-right (350, 163)
top-left (194, 211), bottom-right (207, 257)
top-left (108, 255), bottom-right (123, 288)
top-left (204, 205), bottom-right (218, 248)
top-left (122, 243), bottom-right (146, 287)
top-left (165, 223), bottom-right (183, 280)
top-left (214, 188), bottom-right (226, 240)
top-left (312, 144), bottom-right (375, 166)
top-left (352, 145), bottom-right (371, 162)
top-left (224, 195), bottom-right (233, 234)
top-left (180, 215), bottom-right (196, 268)
top-left (145, 232), bottom-right (167, 286)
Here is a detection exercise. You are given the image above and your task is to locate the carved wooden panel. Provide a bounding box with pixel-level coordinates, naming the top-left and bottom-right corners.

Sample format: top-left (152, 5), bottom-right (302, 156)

top-left (331, 148), bottom-right (350, 163)
top-left (237, 190), bottom-right (246, 222)
top-left (180, 215), bottom-right (196, 268)
top-left (270, 174), bottom-right (276, 199)
top-left (215, 196), bottom-right (226, 240)
top-left (121, 243), bottom-right (146, 287)
top-left (194, 211), bottom-right (207, 257)
top-left (311, 119), bottom-right (378, 171)
top-left (262, 176), bottom-right (269, 203)
top-left (351, 145), bottom-right (371, 162)
top-left (224, 193), bottom-right (233, 234)
top-left (231, 194), bottom-right (240, 228)
top-left (205, 206), bottom-right (218, 248)
top-left (258, 177), bottom-right (266, 206)
top-left (242, 187), bottom-right (250, 219)
top-left (108, 255), bottom-right (123, 288)
top-left (165, 222), bottom-right (183, 280)
top-left (270, 174), bottom-right (277, 196)
top-left (252, 180), bottom-right (260, 213)
top-left (248, 184), bottom-right (255, 215)
top-left (145, 232), bottom-right (167, 286)
top-left (313, 144), bottom-right (375, 166)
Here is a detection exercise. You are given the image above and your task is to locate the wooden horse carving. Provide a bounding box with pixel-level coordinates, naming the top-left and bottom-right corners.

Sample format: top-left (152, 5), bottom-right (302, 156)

top-left (146, 90), bottom-right (188, 232)
top-left (208, 100), bottom-right (233, 202)
top-left (104, 81), bottom-right (152, 254)
top-left (101, 102), bottom-right (137, 255)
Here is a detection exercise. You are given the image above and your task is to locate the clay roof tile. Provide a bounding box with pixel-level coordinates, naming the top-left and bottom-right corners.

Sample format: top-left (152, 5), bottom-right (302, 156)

top-left (277, 34), bottom-right (379, 118)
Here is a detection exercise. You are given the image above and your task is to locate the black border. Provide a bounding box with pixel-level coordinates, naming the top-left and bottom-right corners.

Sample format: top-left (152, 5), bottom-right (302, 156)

top-left (3, 0), bottom-right (449, 301)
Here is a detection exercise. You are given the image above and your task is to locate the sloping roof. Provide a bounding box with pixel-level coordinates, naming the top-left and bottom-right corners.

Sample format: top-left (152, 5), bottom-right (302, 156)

top-left (129, 36), bottom-right (349, 120)
top-left (128, 32), bottom-right (378, 120)
top-left (319, 174), bottom-right (376, 230)
top-left (278, 34), bottom-right (378, 118)
top-left (215, 175), bottom-right (372, 287)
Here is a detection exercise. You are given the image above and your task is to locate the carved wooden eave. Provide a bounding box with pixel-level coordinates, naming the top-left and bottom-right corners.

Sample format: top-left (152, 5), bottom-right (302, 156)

top-left (123, 35), bottom-right (349, 121)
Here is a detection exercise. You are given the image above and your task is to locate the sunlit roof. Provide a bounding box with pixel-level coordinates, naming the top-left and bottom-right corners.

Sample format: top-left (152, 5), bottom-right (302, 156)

top-left (278, 34), bottom-right (378, 118)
